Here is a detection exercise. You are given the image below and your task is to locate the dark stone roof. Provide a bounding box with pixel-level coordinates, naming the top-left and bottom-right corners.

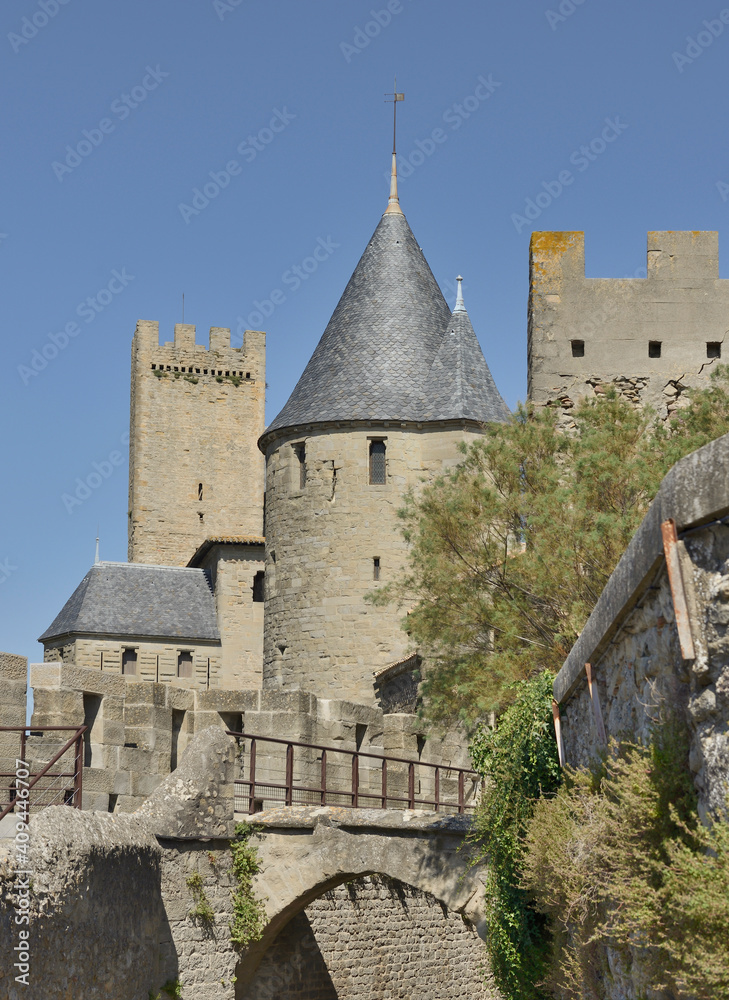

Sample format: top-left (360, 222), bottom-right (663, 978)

top-left (419, 307), bottom-right (511, 423)
top-left (262, 209), bottom-right (510, 445)
top-left (39, 563), bottom-right (220, 643)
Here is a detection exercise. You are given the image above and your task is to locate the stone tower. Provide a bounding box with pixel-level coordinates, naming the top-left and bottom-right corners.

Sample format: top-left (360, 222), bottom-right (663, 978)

top-left (528, 230), bottom-right (729, 416)
top-left (258, 160), bottom-right (509, 705)
top-left (128, 321), bottom-right (265, 566)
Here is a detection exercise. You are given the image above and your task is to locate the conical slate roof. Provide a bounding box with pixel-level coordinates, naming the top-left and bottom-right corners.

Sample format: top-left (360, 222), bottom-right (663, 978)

top-left (39, 562), bottom-right (220, 642)
top-left (419, 305), bottom-right (511, 423)
top-left (264, 210), bottom-right (452, 436)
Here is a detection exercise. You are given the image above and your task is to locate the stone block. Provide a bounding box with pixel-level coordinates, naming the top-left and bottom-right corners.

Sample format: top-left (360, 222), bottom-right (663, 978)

top-left (195, 688), bottom-right (259, 712)
top-left (81, 790), bottom-right (109, 811)
top-left (0, 653), bottom-right (28, 683)
top-left (83, 767), bottom-right (114, 793)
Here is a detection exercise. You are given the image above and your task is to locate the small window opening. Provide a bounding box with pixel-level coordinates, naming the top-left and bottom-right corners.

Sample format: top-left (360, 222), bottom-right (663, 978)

top-left (294, 443), bottom-right (306, 489)
top-left (369, 440), bottom-right (386, 485)
top-left (649, 341), bottom-right (662, 358)
top-left (707, 341), bottom-right (722, 359)
top-left (219, 712), bottom-right (243, 735)
top-left (198, 512), bottom-right (204, 523)
top-left (417, 734), bottom-right (426, 759)
top-left (246, 372), bottom-right (250, 379)
top-left (355, 724), bottom-right (367, 750)
top-left (108, 793), bottom-right (118, 813)
top-left (177, 651), bottom-right (193, 678)
top-left (121, 648), bottom-right (137, 675)
top-left (373, 557), bottom-right (381, 581)
top-left (571, 339), bottom-right (585, 358)
top-left (252, 570), bottom-right (265, 603)
top-left (198, 482), bottom-right (204, 501)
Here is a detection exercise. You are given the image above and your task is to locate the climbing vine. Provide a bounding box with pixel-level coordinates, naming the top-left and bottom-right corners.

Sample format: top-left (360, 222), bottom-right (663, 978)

top-left (229, 822), bottom-right (267, 948)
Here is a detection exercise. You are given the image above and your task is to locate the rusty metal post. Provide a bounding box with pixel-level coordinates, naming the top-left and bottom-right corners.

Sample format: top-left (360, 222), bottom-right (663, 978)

top-left (408, 763), bottom-right (415, 809)
top-left (552, 700), bottom-right (565, 768)
top-left (434, 767), bottom-right (440, 812)
top-left (585, 663), bottom-right (607, 746)
top-left (74, 728), bottom-right (84, 809)
top-left (320, 749), bottom-right (327, 806)
top-left (248, 739), bottom-right (257, 814)
top-left (458, 770), bottom-right (465, 814)
top-left (381, 758), bottom-right (387, 809)
top-left (661, 518), bottom-right (696, 661)
top-left (351, 754), bottom-right (359, 807)
top-left (285, 744), bottom-right (294, 806)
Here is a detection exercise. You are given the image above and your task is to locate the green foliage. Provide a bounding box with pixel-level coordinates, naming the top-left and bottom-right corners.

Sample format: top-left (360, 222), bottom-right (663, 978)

top-left (521, 724), bottom-right (729, 999)
top-left (186, 871), bottom-right (215, 927)
top-left (149, 979), bottom-right (183, 1000)
top-left (183, 374), bottom-right (198, 385)
top-left (228, 374), bottom-right (241, 387)
top-left (377, 369), bottom-right (729, 726)
top-left (153, 368), bottom-right (166, 379)
top-left (229, 822), bottom-right (266, 949)
top-left (469, 673), bottom-right (560, 1000)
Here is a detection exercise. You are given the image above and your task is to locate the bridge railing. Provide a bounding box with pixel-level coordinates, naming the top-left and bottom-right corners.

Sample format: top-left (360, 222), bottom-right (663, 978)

top-left (226, 731), bottom-right (482, 815)
top-left (0, 726), bottom-right (87, 823)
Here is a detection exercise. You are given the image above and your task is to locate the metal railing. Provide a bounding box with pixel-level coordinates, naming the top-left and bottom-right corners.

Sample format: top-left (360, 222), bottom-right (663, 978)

top-left (0, 726), bottom-right (87, 823)
top-left (227, 731), bottom-right (481, 815)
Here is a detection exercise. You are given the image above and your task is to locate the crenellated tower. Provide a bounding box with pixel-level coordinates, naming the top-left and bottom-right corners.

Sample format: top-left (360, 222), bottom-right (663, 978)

top-left (128, 321), bottom-right (266, 567)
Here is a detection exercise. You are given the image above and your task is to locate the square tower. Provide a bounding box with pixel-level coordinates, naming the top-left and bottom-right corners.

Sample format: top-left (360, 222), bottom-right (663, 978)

top-left (128, 321), bottom-right (265, 566)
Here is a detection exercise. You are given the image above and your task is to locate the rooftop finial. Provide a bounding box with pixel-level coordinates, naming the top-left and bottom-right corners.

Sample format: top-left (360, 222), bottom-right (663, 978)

top-left (384, 79), bottom-right (404, 215)
top-left (94, 532), bottom-right (100, 565)
top-left (454, 275), bottom-right (466, 313)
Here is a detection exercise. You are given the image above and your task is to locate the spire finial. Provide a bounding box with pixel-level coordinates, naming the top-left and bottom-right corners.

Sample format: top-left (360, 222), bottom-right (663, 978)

top-left (94, 532), bottom-right (100, 565)
top-left (454, 275), bottom-right (466, 313)
top-left (384, 79), bottom-right (404, 215)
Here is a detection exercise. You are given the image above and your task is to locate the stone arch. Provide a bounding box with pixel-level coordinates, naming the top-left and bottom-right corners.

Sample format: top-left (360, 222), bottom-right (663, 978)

top-left (235, 811), bottom-right (487, 993)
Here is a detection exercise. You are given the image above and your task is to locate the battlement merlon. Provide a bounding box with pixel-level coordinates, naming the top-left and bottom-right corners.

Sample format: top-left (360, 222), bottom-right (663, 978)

top-left (132, 320), bottom-right (266, 372)
top-left (530, 231), bottom-right (720, 292)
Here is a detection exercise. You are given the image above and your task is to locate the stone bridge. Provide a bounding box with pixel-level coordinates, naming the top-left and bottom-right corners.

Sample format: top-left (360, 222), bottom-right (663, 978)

top-left (0, 726), bottom-right (494, 1000)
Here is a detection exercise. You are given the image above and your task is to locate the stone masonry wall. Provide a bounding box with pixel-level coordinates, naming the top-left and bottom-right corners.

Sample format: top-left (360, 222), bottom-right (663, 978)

top-left (528, 231), bottom-right (729, 418)
top-left (243, 875), bottom-right (497, 1000)
top-left (42, 636), bottom-right (222, 686)
top-left (262, 424), bottom-right (483, 705)
top-left (128, 320), bottom-right (266, 567)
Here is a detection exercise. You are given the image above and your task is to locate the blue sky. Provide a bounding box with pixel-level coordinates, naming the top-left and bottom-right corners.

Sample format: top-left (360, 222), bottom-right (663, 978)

top-left (2, 0), bottom-right (729, 669)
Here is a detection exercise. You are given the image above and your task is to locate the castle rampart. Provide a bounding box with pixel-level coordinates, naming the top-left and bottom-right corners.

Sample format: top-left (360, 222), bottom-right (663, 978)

top-left (528, 231), bottom-right (729, 417)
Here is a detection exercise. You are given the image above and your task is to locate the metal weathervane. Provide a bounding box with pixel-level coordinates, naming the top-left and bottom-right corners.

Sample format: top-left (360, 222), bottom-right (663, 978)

top-left (385, 79), bottom-right (404, 155)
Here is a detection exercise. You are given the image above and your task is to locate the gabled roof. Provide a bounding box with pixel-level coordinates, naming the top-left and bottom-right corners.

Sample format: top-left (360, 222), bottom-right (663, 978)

top-left (262, 210), bottom-right (452, 440)
top-left (39, 562), bottom-right (220, 643)
top-left (419, 306), bottom-right (511, 423)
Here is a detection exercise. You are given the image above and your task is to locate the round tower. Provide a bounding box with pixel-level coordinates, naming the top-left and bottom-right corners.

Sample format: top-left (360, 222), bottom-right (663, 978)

top-left (258, 160), bottom-right (510, 705)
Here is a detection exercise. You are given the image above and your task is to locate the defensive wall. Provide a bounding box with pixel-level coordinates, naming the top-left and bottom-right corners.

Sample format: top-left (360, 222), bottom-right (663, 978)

top-left (128, 320), bottom-right (266, 567)
top-left (528, 230), bottom-right (729, 418)
top-left (0, 727), bottom-right (493, 1000)
top-left (2, 660), bottom-right (472, 815)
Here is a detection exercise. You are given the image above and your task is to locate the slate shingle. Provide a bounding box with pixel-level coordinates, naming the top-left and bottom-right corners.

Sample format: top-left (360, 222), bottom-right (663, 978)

top-left (263, 209), bottom-right (510, 441)
top-left (38, 562), bottom-right (220, 642)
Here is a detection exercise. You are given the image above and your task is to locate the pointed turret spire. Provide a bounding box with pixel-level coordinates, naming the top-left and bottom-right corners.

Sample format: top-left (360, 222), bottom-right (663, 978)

top-left (384, 81), bottom-right (404, 216)
top-left (454, 275), bottom-right (466, 313)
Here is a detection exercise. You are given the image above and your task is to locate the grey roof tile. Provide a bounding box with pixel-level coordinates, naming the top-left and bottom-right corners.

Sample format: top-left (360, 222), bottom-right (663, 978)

top-left (39, 562), bottom-right (220, 643)
top-left (419, 308), bottom-right (511, 423)
top-left (263, 209), bottom-right (511, 441)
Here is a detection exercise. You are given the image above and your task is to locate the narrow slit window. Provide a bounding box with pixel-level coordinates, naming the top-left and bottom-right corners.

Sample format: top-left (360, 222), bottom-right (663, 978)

top-left (373, 557), bottom-right (381, 581)
top-left (571, 339), bottom-right (585, 358)
top-left (369, 440), bottom-right (386, 484)
top-left (121, 648), bottom-right (137, 675)
top-left (294, 444), bottom-right (306, 489)
top-left (252, 571), bottom-right (265, 603)
top-left (707, 341), bottom-right (722, 359)
top-left (649, 341), bottom-right (662, 359)
top-left (177, 651), bottom-right (193, 678)
top-left (198, 482), bottom-right (204, 501)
